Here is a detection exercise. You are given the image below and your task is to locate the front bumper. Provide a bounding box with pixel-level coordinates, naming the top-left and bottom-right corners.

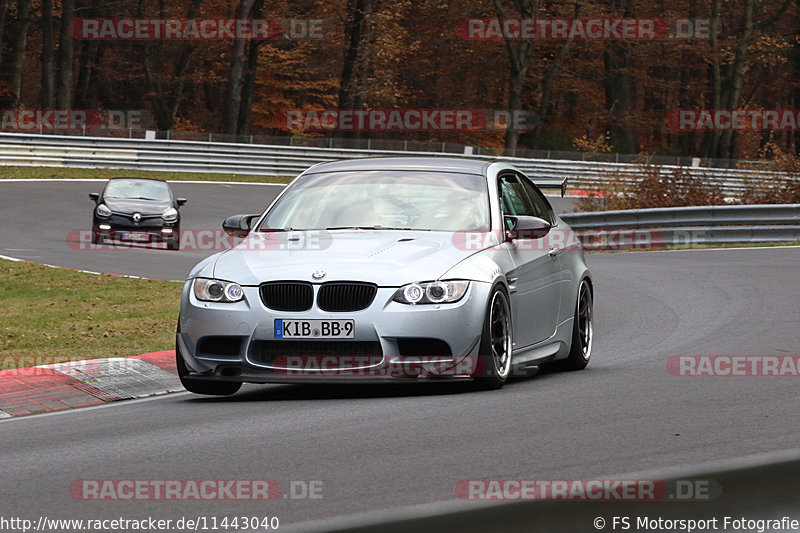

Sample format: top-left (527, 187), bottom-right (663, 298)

top-left (93, 215), bottom-right (178, 242)
top-left (177, 280), bottom-right (491, 384)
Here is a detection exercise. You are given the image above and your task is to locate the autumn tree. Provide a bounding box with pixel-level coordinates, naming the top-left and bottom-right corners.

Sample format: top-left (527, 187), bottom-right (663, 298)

top-left (601, 0), bottom-right (639, 153)
top-left (140, 0), bottom-right (204, 131)
top-left (55, 0), bottom-right (74, 109)
top-left (39, 0), bottom-right (54, 107)
top-left (9, 0), bottom-right (31, 107)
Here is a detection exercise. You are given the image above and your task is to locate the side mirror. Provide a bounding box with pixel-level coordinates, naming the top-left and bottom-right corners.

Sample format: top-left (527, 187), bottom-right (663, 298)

top-left (504, 215), bottom-right (551, 241)
top-left (89, 192), bottom-right (100, 202)
top-left (176, 198), bottom-right (187, 207)
top-left (222, 214), bottom-right (260, 238)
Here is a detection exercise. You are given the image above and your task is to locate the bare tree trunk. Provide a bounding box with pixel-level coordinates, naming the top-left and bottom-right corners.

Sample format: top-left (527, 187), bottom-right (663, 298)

top-left (237, 0), bottom-right (263, 136)
top-left (222, 0), bottom-right (255, 136)
top-left (700, 0), bottom-right (722, 159)
top-left (715, 0), bottom-right (756, 160)
top-left (338, 0), bottom-right (371, 110)
top-left (792, 29), bottom-right (800, 154)
top-left (505, 72), bottom-right (524, 155)
top-left (603, 43), bottom-right (638, 153)
top-left (10, 0), bottom-right (32, 107)
top-left (143, 43), bottom-right (196, 131)
top-left (495, 0), bottom-right (541, 156)
top-left (237, 42), bottom-right (259, 136)
top-left (0, 0), bottom-right (8, 65)
top-left (141, 0), bottom-right (202, 131)
top-left (602, 0), bottom-right (639, 154)
top-left (55, 0), bottom-right (75, 109)
top-left (73, 0), bottom-right (98, 108)
top-left (40, 0), bottom-right (55, 107)
top-left (530, 2), bottom-right (580, 148)
top-left (74, 43), bottom-right (103, 108)
top-left (74, 41), bottom-right (93, 108)
top-left (238, 42), bottom-right (260, 136)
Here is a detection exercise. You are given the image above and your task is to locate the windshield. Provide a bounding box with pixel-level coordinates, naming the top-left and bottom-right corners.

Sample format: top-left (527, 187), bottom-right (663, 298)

top-left (259, 171), bottom-right (490, 231)
top-left (104, 180), bottom-right (171, 202)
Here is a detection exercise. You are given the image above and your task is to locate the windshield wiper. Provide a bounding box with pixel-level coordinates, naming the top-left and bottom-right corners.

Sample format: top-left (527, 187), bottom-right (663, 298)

top-left (324, 226), bottom-right (431, 231)
top-left (324, 226), bottom-right (383, 230)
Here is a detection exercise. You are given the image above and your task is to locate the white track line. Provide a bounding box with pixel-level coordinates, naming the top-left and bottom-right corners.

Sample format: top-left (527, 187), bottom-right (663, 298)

top-left (0, 254), bottom-right (182, 281)
top-left (0, 392), bottom-right (190, 423)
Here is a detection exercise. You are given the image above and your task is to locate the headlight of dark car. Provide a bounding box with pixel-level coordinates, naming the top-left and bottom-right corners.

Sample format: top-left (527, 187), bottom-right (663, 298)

top-left (193, 278), bottom-right (245, 303)
top-left (162, 207), bottom-right (179, 222)
top-left (96, 204), bottom-right (112, 217)
top-left (393, 281), bottom-right (469, 305)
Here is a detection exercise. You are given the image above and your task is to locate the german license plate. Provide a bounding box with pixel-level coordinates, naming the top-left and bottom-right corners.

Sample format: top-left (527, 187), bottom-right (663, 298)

top-left (274, 319), bottom-right (354, 339)
top-left (121, 232), bottom-right (149, 242)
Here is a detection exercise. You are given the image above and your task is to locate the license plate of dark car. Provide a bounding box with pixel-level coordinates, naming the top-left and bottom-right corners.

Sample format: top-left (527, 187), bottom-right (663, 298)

top-left (121, 232), bottom-right (149, 242)
top-left (274, 319), bottom-right (355, 339)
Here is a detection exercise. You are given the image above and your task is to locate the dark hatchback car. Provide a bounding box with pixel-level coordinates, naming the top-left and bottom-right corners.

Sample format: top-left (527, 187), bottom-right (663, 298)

top-left (89, 178), bottom-right (186, 250)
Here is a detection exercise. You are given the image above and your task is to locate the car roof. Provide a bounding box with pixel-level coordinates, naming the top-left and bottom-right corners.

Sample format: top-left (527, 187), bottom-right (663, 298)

top-left (304, 157), bottom-right (493, 175)
top-left (107, 177), bottom-right (168, 183)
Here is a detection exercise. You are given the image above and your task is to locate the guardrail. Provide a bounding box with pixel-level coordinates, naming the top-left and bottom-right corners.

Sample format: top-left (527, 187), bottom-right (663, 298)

top-left (0, 132), bottom-right (790, 196)
top-left (561, 204), bottom-right (800, 248)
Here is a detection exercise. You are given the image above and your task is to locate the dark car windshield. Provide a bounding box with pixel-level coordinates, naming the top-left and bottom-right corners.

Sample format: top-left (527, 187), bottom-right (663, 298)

top-left (104, 180), bottom-right (171, 202)
top-left (259, 171), bottom-right (490, 232)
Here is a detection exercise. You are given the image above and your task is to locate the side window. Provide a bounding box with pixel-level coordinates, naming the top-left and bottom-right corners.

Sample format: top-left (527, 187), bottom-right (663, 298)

top-left (519, 175), bottom-right (554, 224)
top-left (499, 175), bottom-right (536, 218)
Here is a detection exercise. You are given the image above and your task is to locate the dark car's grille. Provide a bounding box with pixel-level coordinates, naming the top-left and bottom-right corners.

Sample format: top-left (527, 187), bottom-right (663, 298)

top-left (317, 282), bottom-right (378, 312)
top-left (259, 282), bottom-right (313, 311)
top-left (251, 341), bottom-right (383, 366)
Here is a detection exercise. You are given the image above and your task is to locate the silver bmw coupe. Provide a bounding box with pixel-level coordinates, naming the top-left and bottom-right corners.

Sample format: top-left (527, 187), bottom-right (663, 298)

top-left (176, 157), bottom-right (593, 394)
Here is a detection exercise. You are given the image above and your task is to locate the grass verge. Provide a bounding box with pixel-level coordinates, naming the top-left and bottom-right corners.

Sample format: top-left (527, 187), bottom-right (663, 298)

top-left (0, 259), bottom-right (180, 367)
top-left (0, 165), bottom-right (293, 183)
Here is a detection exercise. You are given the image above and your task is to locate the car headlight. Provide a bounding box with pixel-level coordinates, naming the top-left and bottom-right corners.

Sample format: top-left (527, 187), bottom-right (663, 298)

top-left (193, 278), bottom-right (245, 303)
top-left (96, 204), bottom-right (112, 217)
top-left (162, 207), bottom-right (179, 222)
top-left (393, 281), bottom-right (469, 305)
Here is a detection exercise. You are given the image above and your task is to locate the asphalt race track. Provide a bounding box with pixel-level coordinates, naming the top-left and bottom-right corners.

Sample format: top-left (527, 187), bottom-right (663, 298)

top-left (0, 180), bottom-right (578, 280)
top-left (1, 181), bottom-right (799, 528)
top-left (0, 180), bottom-right (284, 280)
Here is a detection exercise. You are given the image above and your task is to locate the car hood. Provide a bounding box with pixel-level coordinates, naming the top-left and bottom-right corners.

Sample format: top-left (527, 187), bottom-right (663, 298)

top-left (103, 197), bottom-right (172, 215)
top-left (211, 230), bottom-right (493, 286)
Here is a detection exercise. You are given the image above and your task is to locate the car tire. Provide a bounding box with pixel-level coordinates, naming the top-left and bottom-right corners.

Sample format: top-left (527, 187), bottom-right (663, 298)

top-left (176, 322), bottom-right (241, 396)
top-left (548, 279), bottom-right (593, 372)
top-left (472, 284), bottom-right (513, 390)
top-left (91, 229), bottom-right (103, 245)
